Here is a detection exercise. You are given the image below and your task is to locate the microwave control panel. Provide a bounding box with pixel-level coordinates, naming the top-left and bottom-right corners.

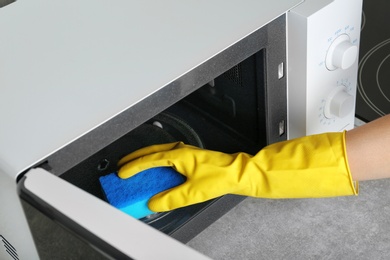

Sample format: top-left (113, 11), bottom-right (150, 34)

top-left (287, 0), bottom-right (363, 139)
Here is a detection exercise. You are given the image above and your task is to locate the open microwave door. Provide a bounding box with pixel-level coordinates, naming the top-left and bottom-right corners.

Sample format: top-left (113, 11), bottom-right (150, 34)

top-left (18, 168), bottom-right (211, 260)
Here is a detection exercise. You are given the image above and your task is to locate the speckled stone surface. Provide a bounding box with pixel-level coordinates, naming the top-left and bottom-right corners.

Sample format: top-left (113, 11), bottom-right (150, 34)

top-left (188, 179), bottom-right (390, 259)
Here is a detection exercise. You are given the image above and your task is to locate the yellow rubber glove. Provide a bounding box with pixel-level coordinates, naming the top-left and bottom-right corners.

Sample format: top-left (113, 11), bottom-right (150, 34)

top-left (118, 132), bottom-right (358, 212)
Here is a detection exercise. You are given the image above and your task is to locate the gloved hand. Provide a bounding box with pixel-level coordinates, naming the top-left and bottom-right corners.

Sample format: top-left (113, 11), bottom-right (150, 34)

top-left (118, 132), bottom-right (358, 212)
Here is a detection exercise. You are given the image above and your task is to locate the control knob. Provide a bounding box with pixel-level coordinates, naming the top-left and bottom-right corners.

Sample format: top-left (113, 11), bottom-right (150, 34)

top-left (324, 86), bottom-right (354, 119)
top-left (326, 34), bottom-right (358, 70)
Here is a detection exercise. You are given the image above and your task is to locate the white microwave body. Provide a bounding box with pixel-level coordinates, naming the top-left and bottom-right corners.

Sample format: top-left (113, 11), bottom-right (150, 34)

top-left (0, 0), bottom-right (362, 259)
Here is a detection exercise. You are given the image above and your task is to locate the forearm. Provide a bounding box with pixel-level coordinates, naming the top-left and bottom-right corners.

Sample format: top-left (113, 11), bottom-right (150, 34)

top-left (346, 114), bottom-right (390, 181)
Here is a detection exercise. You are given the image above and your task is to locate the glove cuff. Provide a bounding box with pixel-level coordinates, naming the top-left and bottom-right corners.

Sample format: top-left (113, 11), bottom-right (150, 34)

top-left (342, 131), bottom-right (359, 195)
top-left (244, 131), bottom-right (358, 198)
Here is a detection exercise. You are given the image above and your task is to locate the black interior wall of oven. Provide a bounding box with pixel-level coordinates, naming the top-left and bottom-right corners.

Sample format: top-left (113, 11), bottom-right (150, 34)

top-left (58, 48), bottom-right (269, 240)
top-left (183, 50), bottom-right (267, 147)
top-left (59, 91), bottom-right (263, 233)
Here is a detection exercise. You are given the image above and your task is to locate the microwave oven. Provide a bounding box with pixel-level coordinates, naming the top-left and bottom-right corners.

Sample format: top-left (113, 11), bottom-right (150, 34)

top-left (0, 0), bottom-right (362, 259)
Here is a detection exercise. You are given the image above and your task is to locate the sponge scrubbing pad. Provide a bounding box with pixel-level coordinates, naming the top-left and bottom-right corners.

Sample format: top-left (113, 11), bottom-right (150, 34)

top-left (99, 167), bottom-right (185, 219)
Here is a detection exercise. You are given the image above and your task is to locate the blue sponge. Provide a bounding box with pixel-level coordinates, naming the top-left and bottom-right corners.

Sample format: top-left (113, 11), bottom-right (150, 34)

top-left (99, 167), bottom-right (185, 219)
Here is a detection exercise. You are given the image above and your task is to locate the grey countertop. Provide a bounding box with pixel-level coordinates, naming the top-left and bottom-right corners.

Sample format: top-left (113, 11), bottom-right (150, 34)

top-left (188, 179), bottom-right (390, 259)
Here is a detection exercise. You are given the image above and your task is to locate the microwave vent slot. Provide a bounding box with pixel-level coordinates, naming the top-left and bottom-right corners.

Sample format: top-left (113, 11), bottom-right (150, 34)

top-left (222, 64), bottom-right (243, 87)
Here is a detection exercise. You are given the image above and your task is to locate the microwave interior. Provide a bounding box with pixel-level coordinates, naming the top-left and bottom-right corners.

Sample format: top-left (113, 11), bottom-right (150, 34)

top-left (20, 14), bottom-right (287, 258)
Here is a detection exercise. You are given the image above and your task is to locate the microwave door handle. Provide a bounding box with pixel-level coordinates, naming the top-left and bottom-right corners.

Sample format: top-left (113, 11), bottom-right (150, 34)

top-left (19, 168), bottom-right (210, 260)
